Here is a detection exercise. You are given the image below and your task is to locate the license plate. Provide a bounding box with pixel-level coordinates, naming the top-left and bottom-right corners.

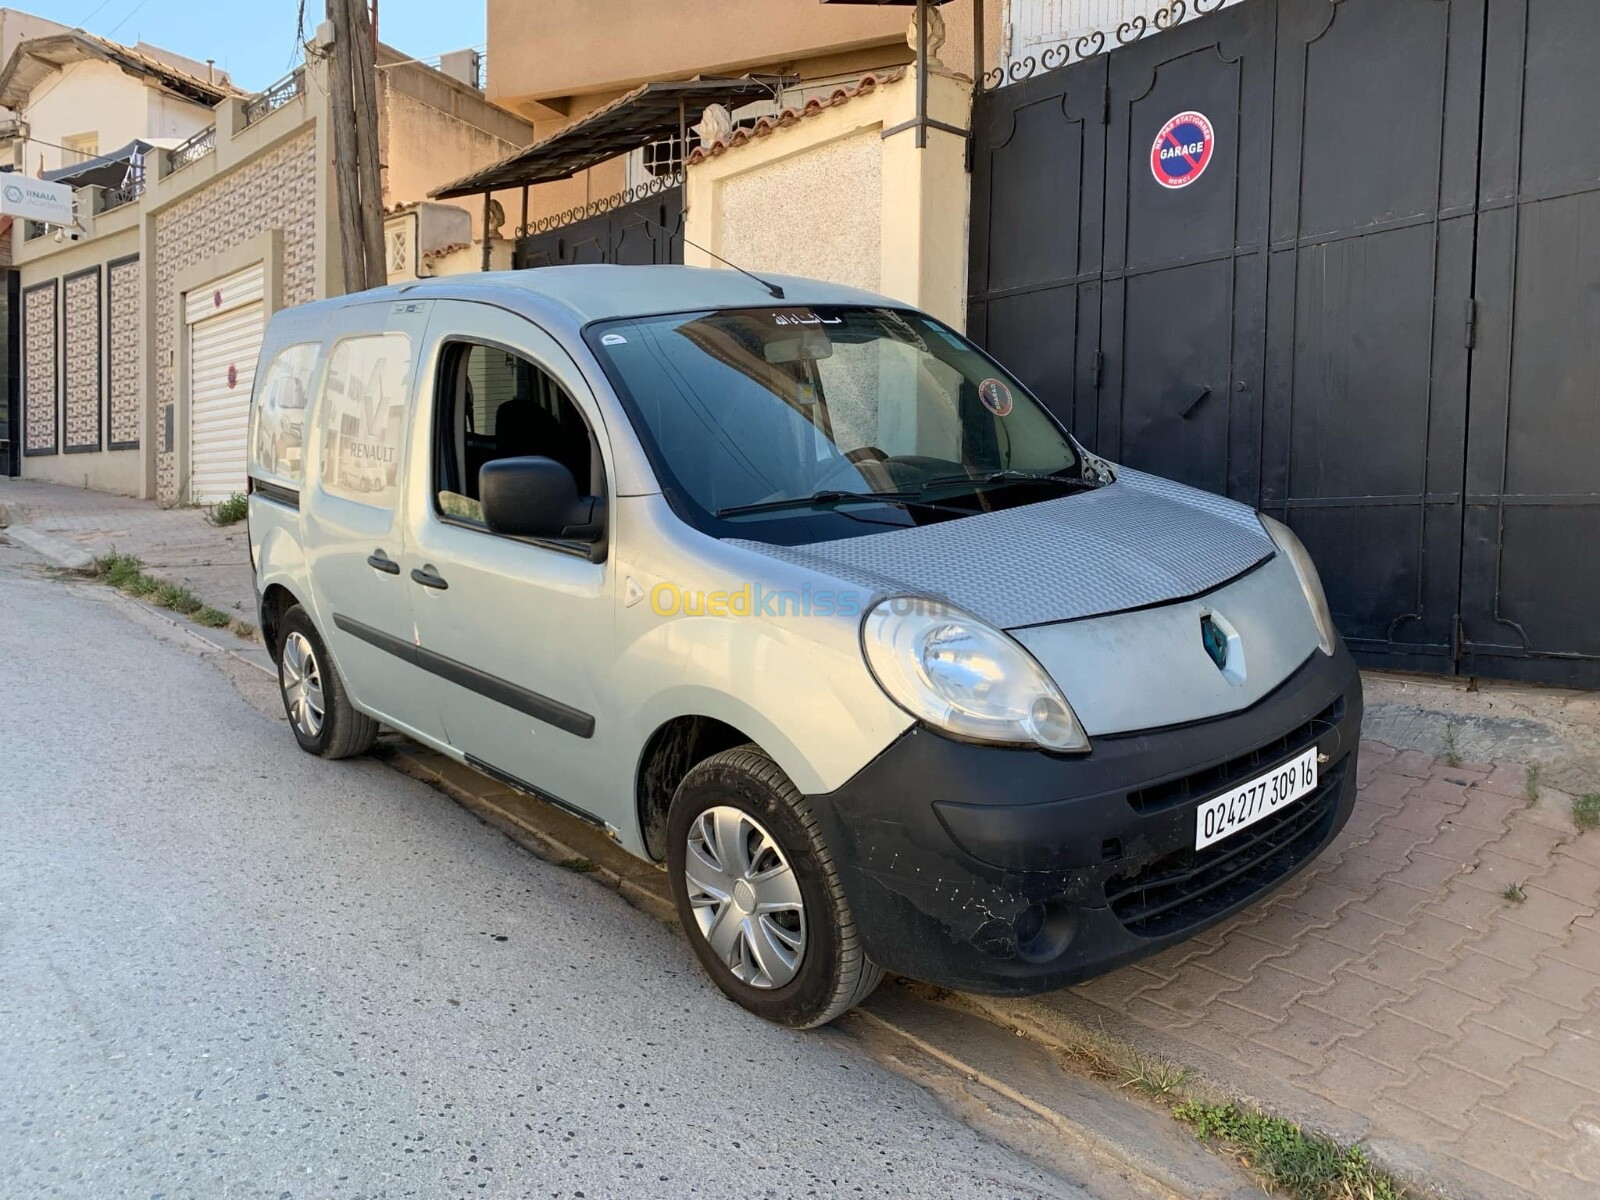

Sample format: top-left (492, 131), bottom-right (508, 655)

top-left (1194, 747), bottom-right (1320, 850)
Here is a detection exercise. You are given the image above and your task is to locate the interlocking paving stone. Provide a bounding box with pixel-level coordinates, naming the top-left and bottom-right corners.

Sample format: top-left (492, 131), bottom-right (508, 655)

top-left (1030, 746), bottom-right (1600, 1198)
top-left (1387, 979), bottom-right (1493, 1037)
top-left (1438, 1019), bottom-right (1545, 1082)
top-left (1381, 1057), bottom-right (1510, 1131)
top-left (1483, 1067), bottom-right (1600, 1139)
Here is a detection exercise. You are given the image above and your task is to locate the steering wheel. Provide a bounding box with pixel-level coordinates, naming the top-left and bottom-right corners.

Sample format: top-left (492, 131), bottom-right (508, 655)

top-left (846, 446), bottom-right (890, 465)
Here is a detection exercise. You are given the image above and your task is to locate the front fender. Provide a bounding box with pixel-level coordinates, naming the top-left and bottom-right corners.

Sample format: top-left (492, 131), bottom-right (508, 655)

top-left (614, 614), bottom-right (912, 799)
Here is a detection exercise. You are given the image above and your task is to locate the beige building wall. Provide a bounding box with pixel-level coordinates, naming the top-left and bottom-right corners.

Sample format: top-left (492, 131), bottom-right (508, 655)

top-left (487, 0), bottom-right (906, 115)
top-left (145, 86), bottom-right (216, 144)
top-left (486, 0), bottom-right (1001, 232)
top-left (13, 34), bottom-right (531, 501)
top-left (0, 7), bottom-right (68, 121)
top-left (15, 58), bottom-right (215, 173)
top-left (15, 213), bottom-right (141, 494)
top-left (151, 130), bottom-right (320, 503)
top-left (685, 65), bottom-right (973, 331)
top-left (377, 50), bottom-right (533, 240)
top-left (13, 61), bottom-right (328, 502)
top-left (717, 129), bottom-right (884, 293)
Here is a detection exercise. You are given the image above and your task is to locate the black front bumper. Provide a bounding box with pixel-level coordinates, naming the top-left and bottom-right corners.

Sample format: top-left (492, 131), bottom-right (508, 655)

top-left (808, 647), bottom-right (1363, 995)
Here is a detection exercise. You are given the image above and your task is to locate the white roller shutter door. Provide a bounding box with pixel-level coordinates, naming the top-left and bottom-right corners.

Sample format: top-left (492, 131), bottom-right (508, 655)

top-left (187, 264), bottom-right (265, 503)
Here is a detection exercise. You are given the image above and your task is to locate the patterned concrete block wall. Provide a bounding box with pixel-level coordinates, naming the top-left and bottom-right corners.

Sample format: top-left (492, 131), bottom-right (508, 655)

top-left (107, 257), bottom-right (141, 449)
top-left (22, 282), bottom-right (57, 456)
top-left (154, 132), bottom-right (318, 501)
top-left (63, 268), bottom-right (102, 453)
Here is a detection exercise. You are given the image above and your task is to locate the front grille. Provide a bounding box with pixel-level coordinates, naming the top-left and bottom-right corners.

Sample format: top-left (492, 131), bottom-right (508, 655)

top-left (1105, 763), bottom-right (1346, 940)
top-left (1126, 695), bottom-right (1345, 815)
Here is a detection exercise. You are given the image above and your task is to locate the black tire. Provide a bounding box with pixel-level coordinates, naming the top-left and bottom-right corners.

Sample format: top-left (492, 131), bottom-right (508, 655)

top-left (666, 745), bottom-right (884, 1028)
top-left (276, 604), bottom-right (378, 760)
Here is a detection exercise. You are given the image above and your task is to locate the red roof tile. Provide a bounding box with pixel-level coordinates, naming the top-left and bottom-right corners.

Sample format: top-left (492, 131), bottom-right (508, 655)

top-left (686, 69), bottom-right (906, 165)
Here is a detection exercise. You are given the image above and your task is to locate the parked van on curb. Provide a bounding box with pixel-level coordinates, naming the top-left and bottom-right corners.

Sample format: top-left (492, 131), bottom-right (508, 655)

top-left (247, 266), bottom-right (1362, 1028)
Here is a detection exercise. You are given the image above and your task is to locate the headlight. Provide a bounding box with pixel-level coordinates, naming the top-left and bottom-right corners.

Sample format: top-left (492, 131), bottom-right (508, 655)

top-left (1261, 515), bottom-right (1338, 655)
top-left (861, 599), bottom-right (1089, 752)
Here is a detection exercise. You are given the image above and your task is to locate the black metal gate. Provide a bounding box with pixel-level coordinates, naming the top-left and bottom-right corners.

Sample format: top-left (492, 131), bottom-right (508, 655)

top-left (969, 0), bottom-right (1600, 688)
top-left (514, 185), bottom-right (684, 270)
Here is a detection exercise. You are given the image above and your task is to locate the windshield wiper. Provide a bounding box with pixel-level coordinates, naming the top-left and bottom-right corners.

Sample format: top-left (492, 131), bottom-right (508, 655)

top-left (916, 470), bottom-right (1104, 495)
top-left (716, 489), bottom-right (946, 519)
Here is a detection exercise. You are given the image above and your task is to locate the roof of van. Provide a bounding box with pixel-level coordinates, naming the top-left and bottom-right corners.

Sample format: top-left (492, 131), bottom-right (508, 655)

top-left (385, 265), bottom-right (903, 324)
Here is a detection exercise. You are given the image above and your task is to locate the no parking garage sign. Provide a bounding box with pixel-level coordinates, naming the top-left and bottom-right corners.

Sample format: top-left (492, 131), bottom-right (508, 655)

top-left (1151, 111), bottom-right (1215, 190)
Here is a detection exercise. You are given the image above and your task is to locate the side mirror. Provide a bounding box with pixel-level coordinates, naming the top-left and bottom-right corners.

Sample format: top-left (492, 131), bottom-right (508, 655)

top-left (479, 457), bottom-right (606, 544)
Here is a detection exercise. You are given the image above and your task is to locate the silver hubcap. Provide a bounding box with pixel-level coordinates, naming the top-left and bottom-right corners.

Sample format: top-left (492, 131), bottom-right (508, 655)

top-left (280, 631), bottom-right (326, 740)
top-left (684, 807), bottom-right (806, 990)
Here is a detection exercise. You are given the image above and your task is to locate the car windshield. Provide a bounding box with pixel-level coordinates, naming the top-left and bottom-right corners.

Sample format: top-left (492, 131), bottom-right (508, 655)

top-left (586, 306), bottom-right (1093, 544)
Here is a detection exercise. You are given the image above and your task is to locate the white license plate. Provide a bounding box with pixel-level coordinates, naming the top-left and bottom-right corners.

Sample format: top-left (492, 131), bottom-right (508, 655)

top-left (1194, 747), bottom-right (1320, 850)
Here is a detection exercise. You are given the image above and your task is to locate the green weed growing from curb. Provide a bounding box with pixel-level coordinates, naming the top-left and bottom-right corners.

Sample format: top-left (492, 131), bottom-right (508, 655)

top-left (92, 553), bottom-right (256, 641)
top-left (93, 551), bottom-right (143, 590)
top-left (209, 493), bottom-right (249, 526)
top-left (152, 582), bottom-right (203, 615)
top-left (1120, 1053), bottom-right (1193, 1097)
top-left (1574, 793), bottom-right (1600, 832)
top-left (1525, 763), bottom-right (1541, 804)
top-left (559, 857), bottom-right (598, 874)
top-left (1442, 723), bottom-right (1462, 768)
top-left (1174, 1101), bottom-right (1410, 1200)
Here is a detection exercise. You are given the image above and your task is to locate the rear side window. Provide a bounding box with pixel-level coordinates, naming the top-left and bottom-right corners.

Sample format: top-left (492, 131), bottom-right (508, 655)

top-left (249, 342), bottom-right (319, 487)
top-left (318, 333), bottom-right (413, 509)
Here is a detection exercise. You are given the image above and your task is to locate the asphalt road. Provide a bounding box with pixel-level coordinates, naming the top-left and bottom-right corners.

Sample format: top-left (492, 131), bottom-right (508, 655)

top-left (0, 560), bottom-right (1088, 1200)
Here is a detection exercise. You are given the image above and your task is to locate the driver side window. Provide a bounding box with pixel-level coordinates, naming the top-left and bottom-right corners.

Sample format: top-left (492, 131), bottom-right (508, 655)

top-left (433, 340), bottom-right (599, 528)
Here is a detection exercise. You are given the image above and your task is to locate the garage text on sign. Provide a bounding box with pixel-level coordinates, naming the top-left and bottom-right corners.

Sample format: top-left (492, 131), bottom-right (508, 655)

top-left (1150, 111), bottom-right (1215, 190)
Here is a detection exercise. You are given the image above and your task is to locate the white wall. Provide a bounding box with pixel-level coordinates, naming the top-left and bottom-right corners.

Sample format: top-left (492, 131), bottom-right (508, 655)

top-left (18, 58), bottom-right (215, 173)
top-left (146, 87), bottom-right (214, 144)
top-left (1005, 0), bottom-right (1245, 66)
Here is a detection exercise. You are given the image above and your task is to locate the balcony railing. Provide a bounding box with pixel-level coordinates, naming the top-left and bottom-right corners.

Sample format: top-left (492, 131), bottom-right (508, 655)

top-left (243, 68), bottom-right (305, 126)
top-left (166, 125), bottom-right (216, 174)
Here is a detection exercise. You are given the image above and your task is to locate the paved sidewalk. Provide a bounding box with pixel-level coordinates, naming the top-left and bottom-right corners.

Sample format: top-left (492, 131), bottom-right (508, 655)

top-left (0, 478), bottom-right (255, 624)
top-left (1018, 748), bottom-right (1600, 1200)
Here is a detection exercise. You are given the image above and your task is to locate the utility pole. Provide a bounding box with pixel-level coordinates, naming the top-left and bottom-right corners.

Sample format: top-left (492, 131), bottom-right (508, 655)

top-left (346, 0), bottom-right (386, 287)
top-left (326, 0), bottom-right (385, 292)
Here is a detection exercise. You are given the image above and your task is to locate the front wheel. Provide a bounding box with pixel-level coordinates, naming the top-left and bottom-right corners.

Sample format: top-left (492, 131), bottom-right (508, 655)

top-left (276, 605), bottom-right (377, 759)
top-left (666, 746), bottom-right (883, 1028)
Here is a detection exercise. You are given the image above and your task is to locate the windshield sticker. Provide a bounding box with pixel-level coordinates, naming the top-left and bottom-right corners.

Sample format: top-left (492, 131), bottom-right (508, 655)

top-left (978, 378), bottom-right (1014, 417)
top-left (600, 332), bottom-right (628, 346)
top-left (773, 312), bottom-right (842, 327)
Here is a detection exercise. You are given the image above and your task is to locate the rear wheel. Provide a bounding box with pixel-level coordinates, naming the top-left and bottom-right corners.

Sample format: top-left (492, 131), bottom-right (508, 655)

top-left (276, 605), bottom-right (377, 759)
top-left (666, 745), bottom-right (883, 1027)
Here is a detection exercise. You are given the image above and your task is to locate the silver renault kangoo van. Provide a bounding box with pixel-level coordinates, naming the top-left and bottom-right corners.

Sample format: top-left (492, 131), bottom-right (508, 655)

top-left (248, 266), bottom-right (1361, 1028)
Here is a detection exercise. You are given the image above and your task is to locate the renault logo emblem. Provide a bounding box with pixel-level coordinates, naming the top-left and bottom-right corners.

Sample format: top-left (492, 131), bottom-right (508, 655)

top-left (1201, 614), bottom-right (1229, 671)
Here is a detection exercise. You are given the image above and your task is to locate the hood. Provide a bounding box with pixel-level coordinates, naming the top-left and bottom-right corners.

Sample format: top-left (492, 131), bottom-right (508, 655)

top-left (728, 468), bottom-right (1275, 630)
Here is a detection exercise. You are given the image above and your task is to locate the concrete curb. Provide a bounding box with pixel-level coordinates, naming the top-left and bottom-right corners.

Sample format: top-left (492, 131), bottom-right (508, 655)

top-left (6, 525), bottom-right (95, 570)
top-left (962, 993), bottom-right (1490, 1200)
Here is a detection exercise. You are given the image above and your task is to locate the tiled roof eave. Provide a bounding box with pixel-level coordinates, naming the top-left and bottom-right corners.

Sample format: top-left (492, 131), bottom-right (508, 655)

top-left (686, 69), bottom-right (905, 166)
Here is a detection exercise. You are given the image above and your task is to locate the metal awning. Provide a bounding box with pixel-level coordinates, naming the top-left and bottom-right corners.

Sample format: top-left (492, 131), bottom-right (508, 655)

top-left (431, 76), bottom-right (790, 199)
top-left (42, 139), bottom-right (157, 189)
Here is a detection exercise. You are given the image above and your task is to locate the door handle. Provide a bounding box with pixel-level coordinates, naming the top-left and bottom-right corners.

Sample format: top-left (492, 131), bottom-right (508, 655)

top-left (1180, 386), bottom-right (1213, 421)
top-left (367, 550), bottom-right (401, 575)
top-left (410, 566), bottom-right (449, 591)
